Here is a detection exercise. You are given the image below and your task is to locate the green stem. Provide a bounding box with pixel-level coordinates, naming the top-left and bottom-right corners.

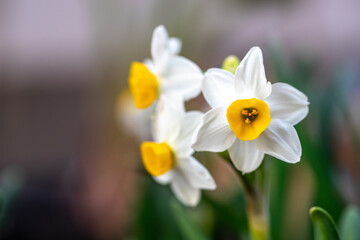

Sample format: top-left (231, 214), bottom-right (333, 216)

top-left (218, 151), bottom-right (269, 240)
top-left (246, 180), bottom-right (268, 240)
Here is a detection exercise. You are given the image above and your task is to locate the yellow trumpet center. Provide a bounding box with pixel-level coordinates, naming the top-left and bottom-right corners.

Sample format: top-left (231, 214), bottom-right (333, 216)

top-left (140, 142), bottom-right (174, 177)
top-left (226, 98), bottom-right (271, 141)
top-left (128, 62), bottom-right (159, 109)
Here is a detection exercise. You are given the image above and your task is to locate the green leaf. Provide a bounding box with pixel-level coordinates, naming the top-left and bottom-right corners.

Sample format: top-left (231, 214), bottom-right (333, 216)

top-left (339, 206), bottom-right (360, 240)
top-left (170, 199), bottom-right (209, 240)
top-left (310, 207), bottom-right (340, 240)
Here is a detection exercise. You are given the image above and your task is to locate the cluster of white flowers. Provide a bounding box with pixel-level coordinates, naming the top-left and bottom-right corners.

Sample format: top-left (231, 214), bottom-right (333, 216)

top-left (122, 25), bottom-right (309, 206)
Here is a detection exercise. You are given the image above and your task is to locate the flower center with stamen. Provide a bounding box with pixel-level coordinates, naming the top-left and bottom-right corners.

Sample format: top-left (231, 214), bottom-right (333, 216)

top-left (140, 142), bottom-right (174, 176)
top-left (128, 62), bottom-right (159, 109)
top-left (226, 98), bottom-right (271, 141)
top-left (241, 108), bottom-right (259, 124)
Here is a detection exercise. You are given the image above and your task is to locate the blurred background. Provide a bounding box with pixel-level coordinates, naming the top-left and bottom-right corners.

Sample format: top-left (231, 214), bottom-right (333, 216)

top-left (0, 0), bottom-right (359, 239)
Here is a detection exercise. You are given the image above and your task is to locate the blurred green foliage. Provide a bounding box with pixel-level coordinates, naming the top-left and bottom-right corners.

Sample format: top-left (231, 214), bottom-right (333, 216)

top-left (310, 207), bottom-right (340, 240)
top-left (0, 166), bottom-right (24, 231)
top-left (170, 199), bottom-right (208, 240)
top-left (339, 206), bottom-right (360, 240)
top-left (309, 206), bottom-right (360, 240)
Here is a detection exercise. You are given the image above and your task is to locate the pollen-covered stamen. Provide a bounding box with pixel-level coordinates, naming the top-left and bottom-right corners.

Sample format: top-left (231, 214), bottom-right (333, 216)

top-left (241, 108), bottom-right (259, 124)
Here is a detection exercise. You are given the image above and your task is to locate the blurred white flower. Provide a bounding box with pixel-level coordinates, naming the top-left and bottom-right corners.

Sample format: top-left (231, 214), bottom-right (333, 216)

top-left (140, 96), bottom-right (216, 206)
top-left (115, 89), bottom-right (153, 141)
top-left (192, 47), bottom-right (309, 173)
top-left (128, 25), bottom-right (203, 109)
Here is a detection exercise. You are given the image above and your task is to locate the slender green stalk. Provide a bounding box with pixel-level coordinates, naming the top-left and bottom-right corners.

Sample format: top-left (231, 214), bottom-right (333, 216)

top-left (245, 171), bottom-right (268, 240)
top-left (218, 151), bottom-right (269, 240)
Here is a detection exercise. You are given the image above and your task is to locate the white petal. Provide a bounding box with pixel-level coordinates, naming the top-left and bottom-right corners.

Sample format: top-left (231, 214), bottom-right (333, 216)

top-left (192, 107), bottom-right (236, 152)
top-left (160, 56), bottom-right (203, 101)
top-left (151, 25), bottom-right (168, 65)
top-left (144, 58), bottom-right (156, 73)
top-left (115, 90), bottom-right (153, 141)
top-left (172, 111), bottom-right (203, 157)
top-left (228, 140), bottom-right (264, 173)
top-left (152, 95), bottom-right (185, 143)
top-left (234, 47), bottom-right (272, 99)
top-left (177, 156), bottom-right (216, 190)
top-left (153, 170), bottom-right (174, 184)
top-left (170, 172), bottom-right (200, 207)
top-left (255, 119), bottom-right (301, 163)
top-left (168, 37), bottom-right (182, 55)
top-left (265, 83), bottom-right (309, 125)
top-left (202, 68), bottom-right (239, 108)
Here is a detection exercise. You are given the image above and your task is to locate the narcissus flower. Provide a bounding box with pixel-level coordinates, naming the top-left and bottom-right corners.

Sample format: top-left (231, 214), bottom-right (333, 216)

top-left (128, 25), bottom-right (203, 109)
top-left (140, 96), bottom-right (216, 206)
top-left (192, 47), bottom-right (309, 173)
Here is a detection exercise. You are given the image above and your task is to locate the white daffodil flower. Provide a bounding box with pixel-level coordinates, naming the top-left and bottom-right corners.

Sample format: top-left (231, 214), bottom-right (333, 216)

top-left (128, 25), bottom-right (203, 109)
top-left (140, 96), bottom-right (216, 206)
top-left (192, 47), bottom-right (309, 174)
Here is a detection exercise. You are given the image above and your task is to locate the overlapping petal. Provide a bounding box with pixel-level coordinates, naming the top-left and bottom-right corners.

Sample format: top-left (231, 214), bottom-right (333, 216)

top-left (160, 56), bottom-right (203, 101)
top-left (192, 107), bottom-right (236, 152)
top-left (168, 37), bottom-right (182, 55)
top-left (202, 69), bottom-right (239, 108)
top-left (152, 95), bottom-right (184, 143)
top-left (149, 96), bottom-right (216, 206)
top-left (265, 83), bottom-right (309, 125)
top-left (172, 111), bottom-right (203, 158)
top-left (151, 26), bottom-right (181, 60)
top-left (256, 119), bottom-right (301, 163)
top-left (228, 140), bottom-right (264, 173)
top-left (143, 58), bottom-right (155, 73)
top-left (170, 173), bottom-right (200, 206)
top-left (177, 156), bottom-right (216, 190)
top-left (151, 25), bottom-right (168, 65)
top-left (116, 89), bottom-right (153, 141)
top-left (234, 47), bottom-right (271, 99)
top-left (154, 170), bottom-right (174, 184)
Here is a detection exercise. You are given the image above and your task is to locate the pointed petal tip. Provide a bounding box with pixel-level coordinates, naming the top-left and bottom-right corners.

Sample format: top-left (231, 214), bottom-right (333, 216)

top-left (246, 46), bottom-right (263, 57)
top-left (232, 163), bottom-right (256, 174)
top-left (252, 46), bottom-right (262, 50)
top-left (210, 182), bottom-right (217, 190)
top-left (256, 119), bottom-right (302, 163)
top-left (154, 24), bottom-right (166, 32)
top-left (152, 25), bottom-right (168, 41)
top-left (205, 68), bottom-right (235, 77)
top-left (237, 166), bottom-right (258, 175)
top-left (204, 180), bottom-right (217, 190)
top-left (183, 192), bottom-right (201, 207)
top-left (291, 156), bottom-right (301, 163)
top-left (240, 169), bottom-right (252, 175)
top-left (190, 142), bottom-right (197, 150)
top-left (185, 199), bottom-right (199, 207)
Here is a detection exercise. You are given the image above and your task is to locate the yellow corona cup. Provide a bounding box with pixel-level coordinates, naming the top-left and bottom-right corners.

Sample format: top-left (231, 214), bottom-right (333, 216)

top-left (129, 62), bottom-right (159, 109)
top-left (140, 142), bottom-right (174, 176)
top-left (226, 98), bottom-right (271, 141)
